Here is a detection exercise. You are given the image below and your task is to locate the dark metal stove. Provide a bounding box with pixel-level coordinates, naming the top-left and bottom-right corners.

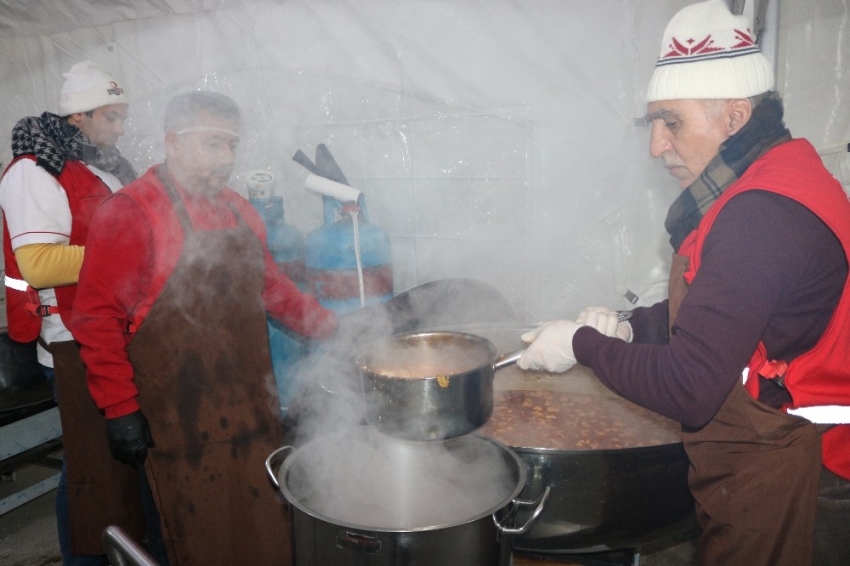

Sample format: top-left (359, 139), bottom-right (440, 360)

top-left (0, 330), bottom-right (63, 515)
top-left (513, 548), bottom-right (640, 566)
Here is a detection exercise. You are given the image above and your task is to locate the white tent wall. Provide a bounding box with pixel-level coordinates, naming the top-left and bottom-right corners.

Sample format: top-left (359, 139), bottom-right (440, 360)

top-left (780, 0), bottom-right (850, 193)
top-left (0, 0), bottom-right (847, 324)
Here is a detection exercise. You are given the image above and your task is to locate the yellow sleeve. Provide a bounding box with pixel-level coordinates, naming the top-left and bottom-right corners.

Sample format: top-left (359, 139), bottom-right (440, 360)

top-left (15, 243), bottom-right (85, 289)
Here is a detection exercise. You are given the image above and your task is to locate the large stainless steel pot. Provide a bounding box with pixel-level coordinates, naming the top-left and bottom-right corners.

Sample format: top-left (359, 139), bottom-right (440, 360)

top-left (355, 331), bottom-right (520, 441)
top-left (434, 323), bottom-right (697, 555)
top-left (265, 426), bottom-right (545, 566)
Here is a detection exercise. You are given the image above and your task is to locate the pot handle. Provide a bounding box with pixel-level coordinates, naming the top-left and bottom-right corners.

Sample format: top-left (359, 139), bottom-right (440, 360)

top-left (493, 486), bottom-right (551, 535)
top-left (493, 348), bottom-right (526, 371)
top-left (264, 445), bottom-right (295, 489)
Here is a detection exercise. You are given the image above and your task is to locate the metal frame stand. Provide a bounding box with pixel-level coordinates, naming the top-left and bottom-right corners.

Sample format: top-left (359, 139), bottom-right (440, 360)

top-left (103, 525), bottom-right (160, 566)
top-left (0, 405), bottom-right (62, 515)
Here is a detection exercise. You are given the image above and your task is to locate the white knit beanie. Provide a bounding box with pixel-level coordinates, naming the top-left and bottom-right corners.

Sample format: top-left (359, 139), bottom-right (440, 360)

top-left (58, 60), bottom-right (129, 115)
top-left (646, 0), bottom-right (774, 103)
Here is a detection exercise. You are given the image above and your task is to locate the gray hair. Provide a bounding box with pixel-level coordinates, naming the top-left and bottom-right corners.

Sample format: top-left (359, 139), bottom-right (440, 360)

top-left (698, 91), bottom-right (773, 120)
top-left (163, 91), bottom-right (241, 133)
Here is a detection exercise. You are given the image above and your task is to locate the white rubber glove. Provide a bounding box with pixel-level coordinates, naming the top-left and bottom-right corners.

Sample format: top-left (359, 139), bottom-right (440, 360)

top-left (517, 320), bottom-right (581, 373)
top-left (577, 306), bottom-right (632, 342)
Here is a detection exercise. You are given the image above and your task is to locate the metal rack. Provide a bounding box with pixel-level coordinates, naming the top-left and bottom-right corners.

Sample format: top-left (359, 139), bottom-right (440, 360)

top-left (0, 402), bottom-right (63, 515)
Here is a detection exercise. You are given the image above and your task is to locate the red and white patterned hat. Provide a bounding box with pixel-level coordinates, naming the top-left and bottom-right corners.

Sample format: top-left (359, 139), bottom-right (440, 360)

top-left (646, 0), bottom-right (774, 103)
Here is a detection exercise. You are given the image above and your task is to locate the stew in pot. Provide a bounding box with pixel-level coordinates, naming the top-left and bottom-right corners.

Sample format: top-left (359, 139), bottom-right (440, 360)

top-left (479, 389), bottom-right (681, 450)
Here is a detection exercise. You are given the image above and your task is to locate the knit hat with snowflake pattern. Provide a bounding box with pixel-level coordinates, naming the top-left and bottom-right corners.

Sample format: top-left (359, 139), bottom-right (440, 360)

top-left (646, 0), bottom-right (774, 103)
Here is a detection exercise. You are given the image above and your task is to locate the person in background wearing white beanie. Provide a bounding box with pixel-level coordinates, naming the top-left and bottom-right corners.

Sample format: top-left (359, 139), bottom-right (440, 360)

top-left (0, 60), bottom-right (166, 565)
top-left (517, 1), bottom-right (850, 564)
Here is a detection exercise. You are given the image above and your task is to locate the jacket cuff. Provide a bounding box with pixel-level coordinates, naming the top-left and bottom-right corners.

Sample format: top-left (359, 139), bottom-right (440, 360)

top-left (103, 397), bottom-right (140, 419)
top-left (572, 325), bottom-right (601, 367)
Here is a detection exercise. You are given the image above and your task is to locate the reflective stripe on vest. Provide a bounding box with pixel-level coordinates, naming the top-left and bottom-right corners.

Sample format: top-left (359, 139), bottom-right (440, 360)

top-left (4, 274), bottom-right (28, 291)
top-left (5, 274), bottom-right (60, 316)
top-left (743, 368), bottom-right (849, 423)
top-left (787, 405), bottom-right (850, 424)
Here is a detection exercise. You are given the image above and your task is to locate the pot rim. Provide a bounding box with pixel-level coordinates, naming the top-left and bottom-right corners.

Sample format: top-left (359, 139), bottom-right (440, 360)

top-left (505, 440), bottom-right (685, 455)
top-left (276, 428), bottom-right (526, 533)
top-left (355, 330), bottom-right (498, 380)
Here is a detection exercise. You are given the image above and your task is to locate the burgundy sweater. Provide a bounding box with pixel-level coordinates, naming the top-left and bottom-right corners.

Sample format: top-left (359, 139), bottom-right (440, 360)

top-left (574, 190), bottom-right (847, 430)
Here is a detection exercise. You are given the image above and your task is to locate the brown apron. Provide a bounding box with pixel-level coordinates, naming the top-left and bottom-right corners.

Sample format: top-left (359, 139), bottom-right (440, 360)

top-left (52, 339), bottom-right (146, 555)
top-left (669, 252), bottom-right (822, 566)
top-left (127, 174), bottom-right (292, 566)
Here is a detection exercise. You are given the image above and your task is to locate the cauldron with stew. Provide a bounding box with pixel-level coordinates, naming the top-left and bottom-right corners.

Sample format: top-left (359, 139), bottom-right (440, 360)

top-left (439, 324), bottom-right (696, 556)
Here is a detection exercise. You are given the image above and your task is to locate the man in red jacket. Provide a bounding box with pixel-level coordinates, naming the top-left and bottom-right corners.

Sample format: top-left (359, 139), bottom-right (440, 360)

top-left (518, 1), bottom-right (850, 564)
top-left (71, 91), bottom-right (337, 565)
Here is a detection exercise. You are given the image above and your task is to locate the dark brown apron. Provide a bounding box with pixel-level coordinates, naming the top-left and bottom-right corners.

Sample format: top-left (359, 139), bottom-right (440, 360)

top-left (52, 339), bottom-right (146, 555)
top-left (127, 174), bottom-right (292, 565)
top-left (669, 252), bottom-right (822, 565)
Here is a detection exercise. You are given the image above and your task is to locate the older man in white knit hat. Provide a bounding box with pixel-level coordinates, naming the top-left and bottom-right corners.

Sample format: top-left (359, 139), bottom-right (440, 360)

top-left (518, 1), bottom-right (850, 564)
top-left (0, 60), bottom-right (166, 565)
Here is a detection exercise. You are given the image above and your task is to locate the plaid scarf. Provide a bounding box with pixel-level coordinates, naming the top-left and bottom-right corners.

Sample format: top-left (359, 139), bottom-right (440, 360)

top-left (664, 92), bottom-right (792, 251)
top-left (10, 111), bottom-right (137, 185)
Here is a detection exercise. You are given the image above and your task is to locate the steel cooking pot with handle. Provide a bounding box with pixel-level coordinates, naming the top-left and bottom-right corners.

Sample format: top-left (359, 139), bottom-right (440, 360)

top-left (354, 331), bottom-right (523, 441)
top-left (264, 426), bottom-right (547, 566)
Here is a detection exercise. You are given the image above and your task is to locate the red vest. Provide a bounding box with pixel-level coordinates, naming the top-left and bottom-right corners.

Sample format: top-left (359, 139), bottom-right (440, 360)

top-left (2, 155), bottom-right (112, 342)
top-left (680, 139), bottom-right (850, 477)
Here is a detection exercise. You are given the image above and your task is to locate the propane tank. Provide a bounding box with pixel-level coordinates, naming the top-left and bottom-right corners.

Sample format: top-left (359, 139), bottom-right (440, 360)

top-left (303, 174), bottom-right (393, 315)
top-left (245, 170), bottom-right (307, 416)
top-left (266, 319), bottom-right (307, 417)
top-left (246, 170), bottom-right (306, 289)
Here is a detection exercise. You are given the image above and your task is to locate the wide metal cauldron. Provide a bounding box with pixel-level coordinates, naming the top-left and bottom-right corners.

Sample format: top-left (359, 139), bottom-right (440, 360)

top-left (355, 331), bottom-right (519, 441)
top-left (438, 323), bottom-right (697, 555)
top-left (505, 442), bottom-right (693, 554)
top-left (265, 426), bottom-right (537, 566)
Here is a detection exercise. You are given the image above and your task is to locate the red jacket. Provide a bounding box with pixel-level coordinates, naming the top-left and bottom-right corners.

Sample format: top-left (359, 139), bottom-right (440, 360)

top-left (2, 155), bottom-right (111, 342)
top-left (681, 139), bottom-right (850, 477)
top-left (71, 165), bottom-right (337, 418)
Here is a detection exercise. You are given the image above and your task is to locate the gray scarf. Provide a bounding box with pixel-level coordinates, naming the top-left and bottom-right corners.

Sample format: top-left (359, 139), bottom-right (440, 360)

top-left (10, 111), bottom-right (137, 185)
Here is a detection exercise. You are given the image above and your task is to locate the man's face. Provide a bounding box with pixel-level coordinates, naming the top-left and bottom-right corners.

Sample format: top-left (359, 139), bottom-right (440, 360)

top-left (166, 111), bottom-right (240, 197)
top-left (72, 103), bottom-right (128, 150)
top-left (646, 99), bottom-right (732, 189)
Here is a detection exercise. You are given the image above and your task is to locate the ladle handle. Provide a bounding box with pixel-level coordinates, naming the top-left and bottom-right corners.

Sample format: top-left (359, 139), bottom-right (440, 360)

top-left (264, 445), bottom-right (295, 489)
top-left (493, 347), bottom-right (526, 371)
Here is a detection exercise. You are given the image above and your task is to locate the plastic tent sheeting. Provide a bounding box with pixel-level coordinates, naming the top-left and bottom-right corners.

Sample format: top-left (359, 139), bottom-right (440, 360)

top-left (0, 0), bottom-right (847, 323)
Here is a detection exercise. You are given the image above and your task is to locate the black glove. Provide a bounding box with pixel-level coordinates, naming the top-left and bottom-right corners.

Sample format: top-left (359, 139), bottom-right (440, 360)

top-left (106, 410), bottom-right (155, 469)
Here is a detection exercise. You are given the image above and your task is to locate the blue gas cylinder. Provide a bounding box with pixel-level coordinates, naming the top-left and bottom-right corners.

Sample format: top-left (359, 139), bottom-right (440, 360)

top-left (248, 195), bottom-right (306, 289)
top-left (305, 195), bottom-right (393, 315)
top-left (246, 171), bottom-right (308, 416)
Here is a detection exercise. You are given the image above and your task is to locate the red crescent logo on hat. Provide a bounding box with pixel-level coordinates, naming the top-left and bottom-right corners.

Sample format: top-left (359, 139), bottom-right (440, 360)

top-left (107, 81), bottom-right (125, 96)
